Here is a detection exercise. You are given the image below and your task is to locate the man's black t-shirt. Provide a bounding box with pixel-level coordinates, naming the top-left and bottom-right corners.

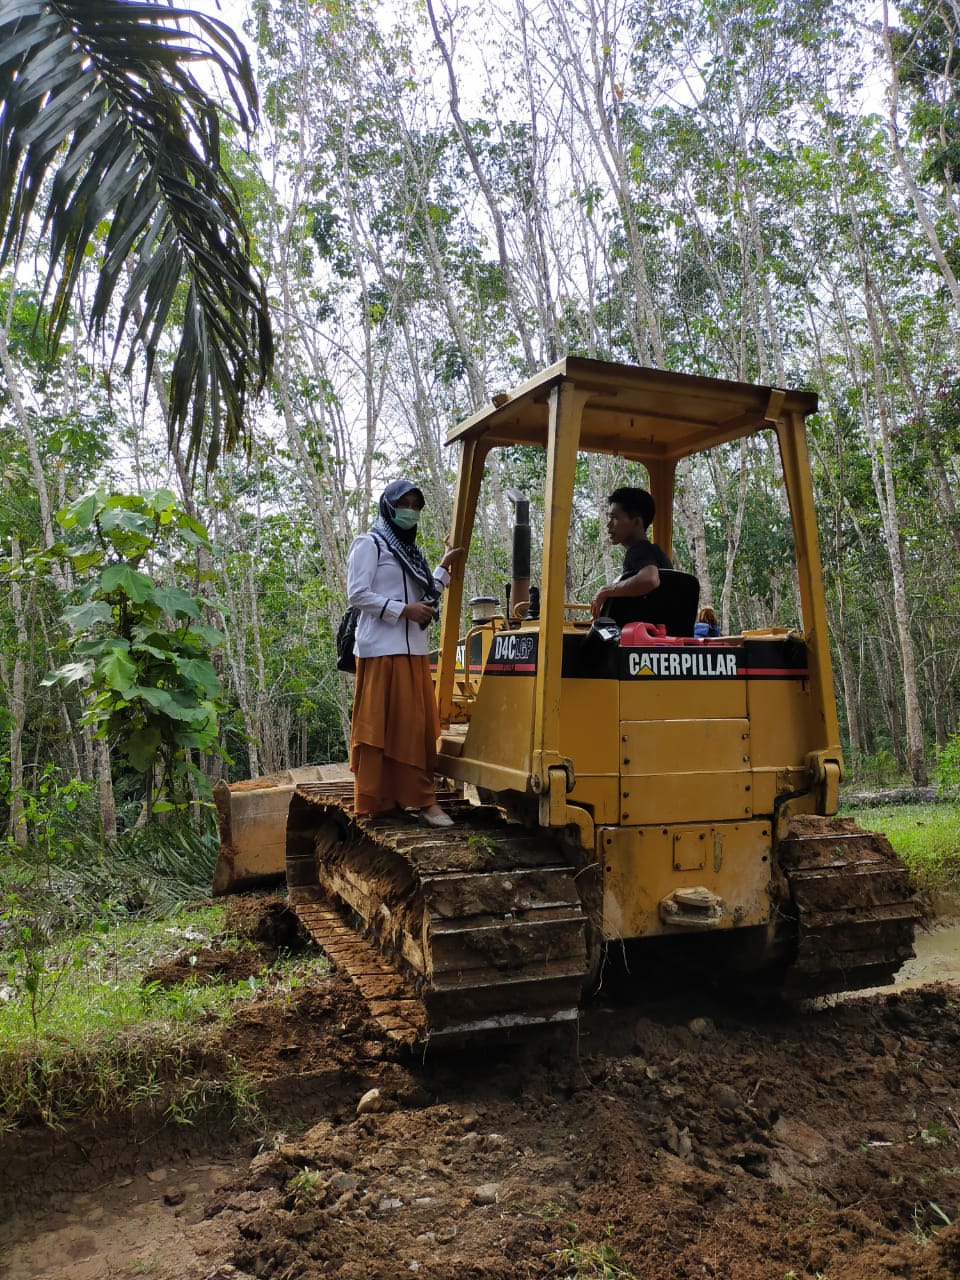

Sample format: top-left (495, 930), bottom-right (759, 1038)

top-left (620, 539), bottom-right (672, 581)
top-left (605, 539), bottom-right (673, 627)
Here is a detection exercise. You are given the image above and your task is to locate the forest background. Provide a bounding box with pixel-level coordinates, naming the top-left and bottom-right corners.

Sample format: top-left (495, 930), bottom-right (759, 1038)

top-left (2, 0), bottom-right (960, 853)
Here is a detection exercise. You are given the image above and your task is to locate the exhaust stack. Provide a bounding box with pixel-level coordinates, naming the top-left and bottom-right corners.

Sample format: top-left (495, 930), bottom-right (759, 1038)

top-left (506, 489), bottom-right (530, 618)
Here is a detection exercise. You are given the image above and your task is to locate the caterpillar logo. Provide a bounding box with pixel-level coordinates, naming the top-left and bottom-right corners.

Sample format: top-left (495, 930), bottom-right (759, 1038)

top-left (627, 650), bottom-right (738, 678)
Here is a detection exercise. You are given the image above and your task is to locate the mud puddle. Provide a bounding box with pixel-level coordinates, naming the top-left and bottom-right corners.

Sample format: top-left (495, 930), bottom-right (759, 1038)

top-left (836, 918), bottom-right (960, 1000)
top-left (893, 919), bottom-right (960, 989)
top-left (0, 1156), bottom-right (245, 1280)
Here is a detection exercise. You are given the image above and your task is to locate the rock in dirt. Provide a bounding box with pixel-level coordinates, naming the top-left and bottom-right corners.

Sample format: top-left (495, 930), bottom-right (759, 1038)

top-left (473, 1182), bottom-right (501, 1205)
top-left (328, 1171), bottom-right (358, 1194)
top-left (708, 1082), bottom-right (740, 1110)
top-left (688, 1016), bottom-right (715, 1037)
top-left (248, 1151), bottom-right (288, 1188)
top-left (357, 1087), bottom-right (383, 1115)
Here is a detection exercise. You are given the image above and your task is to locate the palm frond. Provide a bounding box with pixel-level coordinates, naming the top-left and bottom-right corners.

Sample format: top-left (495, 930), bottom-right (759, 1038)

top-left (0, 0), bottom-right (274, 474)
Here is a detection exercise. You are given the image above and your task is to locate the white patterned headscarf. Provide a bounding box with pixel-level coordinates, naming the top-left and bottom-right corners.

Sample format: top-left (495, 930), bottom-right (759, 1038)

top-left (371, 478), bottom-right (440, 605)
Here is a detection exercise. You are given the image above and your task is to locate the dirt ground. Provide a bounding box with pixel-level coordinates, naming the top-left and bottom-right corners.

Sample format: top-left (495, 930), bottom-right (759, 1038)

top-left (3, 904), bottom-right (960, 1280)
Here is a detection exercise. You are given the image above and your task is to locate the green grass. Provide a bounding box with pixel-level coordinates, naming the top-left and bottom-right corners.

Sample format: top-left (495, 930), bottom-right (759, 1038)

top-left (0, 902), bottom-right (328, 1135)
top-left (2, 906), bottom-right (241, 1042)
top-left (842, 803), bottom-right (960, 897)
top-left (551, 1224), bottom-right (640, 1279)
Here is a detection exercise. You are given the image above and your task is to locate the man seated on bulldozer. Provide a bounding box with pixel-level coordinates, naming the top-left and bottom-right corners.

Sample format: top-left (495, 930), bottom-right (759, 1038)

top-left (590, 486), bottom-right (674, 626)
top-left (590, 487), bottom-right (700, 636)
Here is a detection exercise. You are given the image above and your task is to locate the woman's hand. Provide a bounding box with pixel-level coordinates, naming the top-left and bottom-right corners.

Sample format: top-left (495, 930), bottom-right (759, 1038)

top-left (402, 600), bottom-right (436, 625)
top-left (439, 535), bottom-right (465, 571)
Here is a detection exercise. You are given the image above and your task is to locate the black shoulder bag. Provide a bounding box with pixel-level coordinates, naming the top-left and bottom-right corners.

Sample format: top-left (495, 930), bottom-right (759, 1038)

top-left (336, 532), bottom-right (387, 675)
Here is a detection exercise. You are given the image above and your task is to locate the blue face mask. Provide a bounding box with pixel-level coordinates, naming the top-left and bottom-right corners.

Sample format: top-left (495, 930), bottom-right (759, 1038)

top-left (392, 506), bottom-right (421, 530)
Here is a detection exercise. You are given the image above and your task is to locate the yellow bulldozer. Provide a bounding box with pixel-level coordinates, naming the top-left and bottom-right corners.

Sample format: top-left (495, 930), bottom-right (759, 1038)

top-left (213, 357), bottom-right (917, 1048)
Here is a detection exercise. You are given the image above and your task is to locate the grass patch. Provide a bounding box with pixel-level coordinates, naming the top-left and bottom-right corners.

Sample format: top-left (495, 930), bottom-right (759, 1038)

top-left (842, 803), bottom-right (960, 897)
top-left (2, 906), bottom-right (240, 1041)
top-left (551, 1224), bottom-right (640, 1279)
top-left (0, 901), bottom-right (328, 1135)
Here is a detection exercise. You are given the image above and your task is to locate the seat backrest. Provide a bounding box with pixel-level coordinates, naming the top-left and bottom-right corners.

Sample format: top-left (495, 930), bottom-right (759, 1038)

top-left (607, 569), bottom-right (700, 637)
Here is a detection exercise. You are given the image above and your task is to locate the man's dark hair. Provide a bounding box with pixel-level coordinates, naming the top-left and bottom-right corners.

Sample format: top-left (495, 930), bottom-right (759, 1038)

top-left (608, 486), bottom-right (655, 530)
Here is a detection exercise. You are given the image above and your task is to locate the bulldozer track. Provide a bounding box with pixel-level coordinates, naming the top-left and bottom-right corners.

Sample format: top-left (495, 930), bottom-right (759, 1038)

top-left (778, 818), bottom-right (919, 996)
top-left (286, 782), bottom-right (590, 1049)
top-left (293, 900), bottom-right (426, 1046)
top-left (284, 788), bottom-right (917, 1045)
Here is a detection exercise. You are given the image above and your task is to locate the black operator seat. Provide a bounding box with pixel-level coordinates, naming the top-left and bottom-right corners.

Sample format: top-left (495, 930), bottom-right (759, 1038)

top-left (605, 569), bottom-right (701, 637)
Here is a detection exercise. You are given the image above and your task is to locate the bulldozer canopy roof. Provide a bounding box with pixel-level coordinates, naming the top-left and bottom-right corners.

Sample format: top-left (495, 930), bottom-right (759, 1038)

top-left (446, 357), bottom-right (818, 464)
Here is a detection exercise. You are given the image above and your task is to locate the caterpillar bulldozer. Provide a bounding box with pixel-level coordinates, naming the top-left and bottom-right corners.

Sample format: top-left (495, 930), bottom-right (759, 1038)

top-left (213, 357), bottom-right (917, 1048)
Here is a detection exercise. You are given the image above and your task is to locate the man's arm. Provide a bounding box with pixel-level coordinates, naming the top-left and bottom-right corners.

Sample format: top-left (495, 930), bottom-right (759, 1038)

top-left (590, 563), bottom-right (661, 618)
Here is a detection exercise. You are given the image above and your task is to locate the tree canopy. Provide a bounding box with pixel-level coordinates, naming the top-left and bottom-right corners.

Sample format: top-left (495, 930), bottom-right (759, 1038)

top-left (1, 0), bottom-right (959, 831)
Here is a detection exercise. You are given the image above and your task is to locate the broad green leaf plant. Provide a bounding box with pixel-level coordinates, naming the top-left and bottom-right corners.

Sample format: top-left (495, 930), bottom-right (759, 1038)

top-left (43, 489), bottom-right (226, 818)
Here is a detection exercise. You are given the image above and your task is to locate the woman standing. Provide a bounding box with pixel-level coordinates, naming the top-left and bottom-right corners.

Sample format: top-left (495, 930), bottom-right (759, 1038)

top-left (347, 479), bottom-right (463, 826)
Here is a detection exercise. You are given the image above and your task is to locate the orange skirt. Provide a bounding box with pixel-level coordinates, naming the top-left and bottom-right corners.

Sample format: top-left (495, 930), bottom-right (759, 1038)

top-left (350, 654), bottom-right (440, 814)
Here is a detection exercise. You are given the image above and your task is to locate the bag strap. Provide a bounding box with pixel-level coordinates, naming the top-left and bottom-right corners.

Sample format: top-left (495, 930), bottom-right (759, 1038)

top-left (363, 528), bottom-right (398, 566)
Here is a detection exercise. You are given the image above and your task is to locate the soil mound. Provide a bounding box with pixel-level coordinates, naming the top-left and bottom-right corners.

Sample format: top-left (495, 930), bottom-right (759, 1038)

top-left (3, 897), bottom-right (960, 1279)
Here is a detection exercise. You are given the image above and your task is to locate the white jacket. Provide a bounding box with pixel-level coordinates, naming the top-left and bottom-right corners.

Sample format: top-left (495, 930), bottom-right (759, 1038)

top-left (347, 533), bottom-right (450, 659)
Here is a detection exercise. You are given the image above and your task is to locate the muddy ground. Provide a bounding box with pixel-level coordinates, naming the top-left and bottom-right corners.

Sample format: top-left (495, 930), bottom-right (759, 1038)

top-left (3, 904), bottom-right (960, 1280)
